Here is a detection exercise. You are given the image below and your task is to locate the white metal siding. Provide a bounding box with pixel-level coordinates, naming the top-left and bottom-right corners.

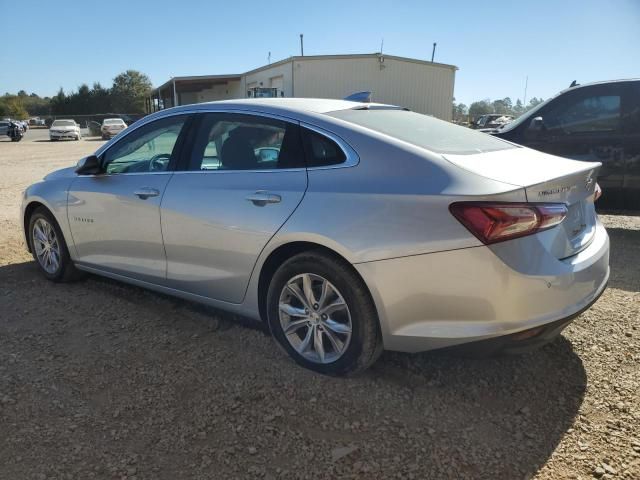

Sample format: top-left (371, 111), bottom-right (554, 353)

top-left (292, 57), bottom-right (455, 120)
top-left (244, 62), bottom-right (294, 97)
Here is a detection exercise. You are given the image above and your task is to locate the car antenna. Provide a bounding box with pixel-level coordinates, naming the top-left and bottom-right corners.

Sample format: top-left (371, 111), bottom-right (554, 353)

top-left (569, 80), bottom-right (579, 88)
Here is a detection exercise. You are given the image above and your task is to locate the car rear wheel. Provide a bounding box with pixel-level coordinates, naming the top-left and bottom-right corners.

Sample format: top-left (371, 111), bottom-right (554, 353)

top-left (28, 207), bottom-right (84, 282)
top-left (267, 251), bottom-right (382, 375)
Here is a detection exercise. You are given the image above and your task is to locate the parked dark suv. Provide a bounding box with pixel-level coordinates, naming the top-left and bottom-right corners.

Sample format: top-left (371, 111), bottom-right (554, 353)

top-left (490, 79), bottom-right (640, 210)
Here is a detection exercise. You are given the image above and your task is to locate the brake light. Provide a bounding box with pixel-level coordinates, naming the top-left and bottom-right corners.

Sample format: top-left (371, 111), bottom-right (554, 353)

top-left (449, 202), bottom-right (568, 245)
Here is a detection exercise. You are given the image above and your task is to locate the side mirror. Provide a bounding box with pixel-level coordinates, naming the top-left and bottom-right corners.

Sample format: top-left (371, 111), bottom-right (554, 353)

top-left (75, 155), bottom-right (102, 175)
top-left (529, 116), bottom-right (545, 131)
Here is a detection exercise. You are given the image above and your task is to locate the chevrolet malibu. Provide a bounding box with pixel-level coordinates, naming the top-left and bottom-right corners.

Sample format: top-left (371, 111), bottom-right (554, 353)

top-left (21, 98), bottom-right (609, 375)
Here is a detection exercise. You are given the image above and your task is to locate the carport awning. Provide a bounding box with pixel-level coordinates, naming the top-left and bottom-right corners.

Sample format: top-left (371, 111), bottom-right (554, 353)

top-left (152, 74), bottom-right (242, 95)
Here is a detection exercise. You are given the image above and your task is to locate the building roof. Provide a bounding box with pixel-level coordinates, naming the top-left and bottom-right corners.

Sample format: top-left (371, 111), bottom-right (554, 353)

top-left (151, 53), bottom-right (458, 92)
top-left (243, 53), bottom-right (458, 76)
top-left (153, 74), bottom-right (242, 94)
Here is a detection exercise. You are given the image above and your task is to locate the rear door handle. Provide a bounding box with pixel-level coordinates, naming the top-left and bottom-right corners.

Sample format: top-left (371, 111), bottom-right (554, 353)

top-left (246, 191), bottom-right (282, 206)
top-left (134, 187), bottom-right (160, 199)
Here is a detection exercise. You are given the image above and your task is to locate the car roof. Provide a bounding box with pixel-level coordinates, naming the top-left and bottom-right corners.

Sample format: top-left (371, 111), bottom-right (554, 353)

top-left (560, 78), bottom-right (640, 95)
top-left (207, 98), bottom-right (395, 114)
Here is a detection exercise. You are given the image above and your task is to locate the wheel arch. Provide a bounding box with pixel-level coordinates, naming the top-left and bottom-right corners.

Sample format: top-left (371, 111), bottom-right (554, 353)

top-left (256, 240), bottom-right (377, 326)
top-left (23, 200), bottom-right (50, 252)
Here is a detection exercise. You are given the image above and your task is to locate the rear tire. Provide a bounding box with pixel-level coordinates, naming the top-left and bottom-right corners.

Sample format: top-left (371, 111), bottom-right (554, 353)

top-left (267, 250), bottom-right (382, 375)
top-left (28, 207), bottom-right (84, 282)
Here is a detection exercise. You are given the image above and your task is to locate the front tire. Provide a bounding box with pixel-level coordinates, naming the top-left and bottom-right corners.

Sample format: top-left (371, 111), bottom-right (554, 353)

top-left (28, 207), bottom-right (84, 282)
top-left (267, 251), bottom-right (382, 375)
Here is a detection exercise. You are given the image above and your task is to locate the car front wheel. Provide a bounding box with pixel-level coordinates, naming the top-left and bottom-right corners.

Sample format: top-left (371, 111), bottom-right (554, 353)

top-left (28, 207), bottom-right (84, 282)
top-left (267, 251), bottom-right (382, 375)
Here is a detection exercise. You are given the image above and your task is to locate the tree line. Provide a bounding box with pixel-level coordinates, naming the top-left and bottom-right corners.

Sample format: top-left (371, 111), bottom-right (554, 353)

top-left (0, 70), bottom-right (152, 119)
top-left (453, 97), bottom-right (546, 123)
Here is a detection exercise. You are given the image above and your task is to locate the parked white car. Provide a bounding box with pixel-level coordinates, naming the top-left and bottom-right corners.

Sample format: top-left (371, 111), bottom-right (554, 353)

top-left (50, 120), bottom-right (81, 141)
top-left (101, 118), bottom-right (127, 139)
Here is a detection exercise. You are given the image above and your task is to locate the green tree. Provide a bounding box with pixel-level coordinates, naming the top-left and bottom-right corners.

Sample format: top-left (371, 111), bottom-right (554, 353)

top-left (89, 82), bottom-right (112, 113)
top-left (452, 102), bottom-right (468, 122)
top-left (513, 99), bottom-right (525, 116)
top-left (527, 97), bottom-right (545, 110)
top-left (111, 70), bottom-right (152, 113)
top-left (469, 100), bottom-right (493, 120)
top-left (3, 96), bottom-right (29, 119)
top-left (492, 97), bottom-right (513, 115)
top-left (50, 88), bottom-right (69, 115)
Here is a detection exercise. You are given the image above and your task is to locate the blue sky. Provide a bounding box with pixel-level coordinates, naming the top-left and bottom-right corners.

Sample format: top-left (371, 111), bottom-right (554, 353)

top-left (1, 0), bottom-right (638, 106)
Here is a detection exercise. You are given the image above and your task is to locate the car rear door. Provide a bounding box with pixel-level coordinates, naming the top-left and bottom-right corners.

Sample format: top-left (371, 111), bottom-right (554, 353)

top-left (68, 114), bottom-right (191, 282)
top-left (623, 81), bottom-right (640, 209)
top-left (522, 83), bottom-right (628, 209)
top-left (160, 111), bottom-right (307, 303)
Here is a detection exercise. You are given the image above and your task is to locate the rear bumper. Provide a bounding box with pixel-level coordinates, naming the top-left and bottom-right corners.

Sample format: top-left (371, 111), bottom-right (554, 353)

top-left (355, 221), bottom-right (609, 353)
top-left (101, 130), bottom-right (123, 138)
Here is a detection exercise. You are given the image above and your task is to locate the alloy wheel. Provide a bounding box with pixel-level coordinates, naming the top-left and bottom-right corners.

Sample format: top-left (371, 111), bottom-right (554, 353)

top-left (32, 218), bottom-right (61, 274)
top-left (278, 273), bottom-right (352, 364)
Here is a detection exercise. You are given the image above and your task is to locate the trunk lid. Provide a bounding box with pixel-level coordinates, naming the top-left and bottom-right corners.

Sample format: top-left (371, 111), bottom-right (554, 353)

top-left (443, 147), bottom-right (600, 259)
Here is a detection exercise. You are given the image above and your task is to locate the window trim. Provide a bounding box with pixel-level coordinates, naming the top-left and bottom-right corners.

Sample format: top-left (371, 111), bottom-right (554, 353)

top-left (300, 122), bottom-right (359, 170)
top-left (179, 111), bottom-right (306, 173)
top-left (538, 85), bottom-right (624, 136)
top-left (93, 108), bottom-right (359, 176)
top-left (96, 113), bottom-right (193, 176)
top-left (172, 112), bottom-right (359, 175)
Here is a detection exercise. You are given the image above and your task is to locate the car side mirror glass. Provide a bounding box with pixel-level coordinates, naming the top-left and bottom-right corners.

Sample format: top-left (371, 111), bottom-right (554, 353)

top-left (75, 155), bottom-right (102, 175)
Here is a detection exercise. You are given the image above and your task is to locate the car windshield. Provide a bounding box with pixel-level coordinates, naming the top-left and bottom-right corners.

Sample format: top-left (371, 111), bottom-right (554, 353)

top-left (104, 119), bottom-right (124, 125)
top-left (329, 109), bottom-right (516, 155)
top-left (52, 120), bottom-right (75, 127)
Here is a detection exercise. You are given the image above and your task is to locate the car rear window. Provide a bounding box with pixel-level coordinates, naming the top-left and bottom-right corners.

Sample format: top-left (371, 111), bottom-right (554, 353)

top-left (329, 109), bottom-right (516, 155)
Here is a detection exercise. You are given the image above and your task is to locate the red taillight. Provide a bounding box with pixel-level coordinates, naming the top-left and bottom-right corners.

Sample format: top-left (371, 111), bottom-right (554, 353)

top-left (449, 202), bottom-right (568, 245)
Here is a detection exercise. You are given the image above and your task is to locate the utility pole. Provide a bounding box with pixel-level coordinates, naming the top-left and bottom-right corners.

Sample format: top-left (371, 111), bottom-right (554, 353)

top-left (268, 51), bottom-right (271, 64)
top-left (300, 34), bottom-right (304, 56)
top-left (380, 38), bottom-right (384, 54)
top-left (523, 76), bottom-right (528, 107)
top-left (431, 42), bottom-right (437, 62)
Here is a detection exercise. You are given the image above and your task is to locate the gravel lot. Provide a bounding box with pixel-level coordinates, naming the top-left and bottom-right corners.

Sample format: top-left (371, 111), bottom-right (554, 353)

top-left (1, 131), bottom-right (639, 479)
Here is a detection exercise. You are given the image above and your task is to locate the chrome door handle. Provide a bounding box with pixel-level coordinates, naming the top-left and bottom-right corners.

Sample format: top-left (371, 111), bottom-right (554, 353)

top-left (134, 187), bottom-right (160, 199)
top-left (246, 191), bottom-right (282, 206)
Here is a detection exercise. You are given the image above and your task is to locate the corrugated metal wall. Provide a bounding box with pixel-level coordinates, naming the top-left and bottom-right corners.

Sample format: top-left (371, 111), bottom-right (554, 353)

top-left (244, 62), bottom-right (294, 97)
top-left (292, 56), bottom-right (455, 120)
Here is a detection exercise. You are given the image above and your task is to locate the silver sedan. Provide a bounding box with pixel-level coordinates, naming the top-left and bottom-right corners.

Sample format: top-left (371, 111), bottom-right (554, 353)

top-left (21, 98), bottom-right (609, 375)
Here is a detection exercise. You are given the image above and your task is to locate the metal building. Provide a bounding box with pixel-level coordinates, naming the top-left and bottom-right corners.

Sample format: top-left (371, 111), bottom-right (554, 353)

top-left (148, 53), bottom-right (457, 120)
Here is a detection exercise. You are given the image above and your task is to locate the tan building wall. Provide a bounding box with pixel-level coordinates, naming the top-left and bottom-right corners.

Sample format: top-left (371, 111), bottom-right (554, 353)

top-left (243, 62), bottom-right (294, 97)
top-left (154, 55), bottom-right (456, 120)
top-left (196, 80), bottom-right (243, 102)
top-left (292, 55), bottom-right (455, 120)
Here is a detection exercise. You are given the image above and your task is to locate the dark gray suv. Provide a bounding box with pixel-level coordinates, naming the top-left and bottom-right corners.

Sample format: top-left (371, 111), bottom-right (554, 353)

top-left (491, 79), bottom-right (640, 210)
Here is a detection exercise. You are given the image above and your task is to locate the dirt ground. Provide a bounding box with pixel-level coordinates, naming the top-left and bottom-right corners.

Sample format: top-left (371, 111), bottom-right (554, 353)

top-left (1, 132), bottom-right (639, 479)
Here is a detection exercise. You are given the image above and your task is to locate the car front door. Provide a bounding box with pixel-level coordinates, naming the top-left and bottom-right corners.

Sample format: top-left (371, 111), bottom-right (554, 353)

top-left (68, 114), bottom-right (190, 282)
top-left (160, 111), bottom-right (308, 303)
top-left (522, 84), bottom-right (627, 209)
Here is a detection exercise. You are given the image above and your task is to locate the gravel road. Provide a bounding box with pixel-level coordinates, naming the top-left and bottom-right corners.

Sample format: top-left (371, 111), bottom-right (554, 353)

top-left (1, 132), bottom-right (639, 479)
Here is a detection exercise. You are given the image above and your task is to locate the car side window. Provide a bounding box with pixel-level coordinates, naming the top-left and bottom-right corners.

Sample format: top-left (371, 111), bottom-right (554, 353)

top-left (188, 113), bottom-right (305, 170)
top-left (301, 128), bottom-right (347, 167)
top-left (102, 115), bottom-right (188, 174)
top-left (543, 91), bottom-right (622, 134)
